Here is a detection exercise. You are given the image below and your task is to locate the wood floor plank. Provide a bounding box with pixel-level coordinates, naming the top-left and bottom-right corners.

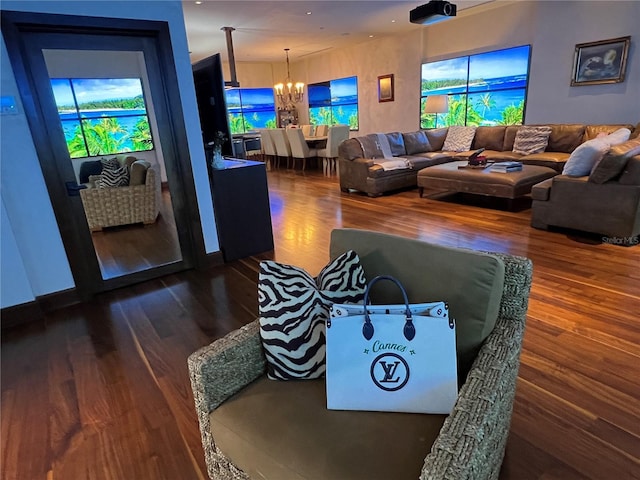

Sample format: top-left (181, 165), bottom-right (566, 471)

top-left (2, 167), bottom-right (639, 479)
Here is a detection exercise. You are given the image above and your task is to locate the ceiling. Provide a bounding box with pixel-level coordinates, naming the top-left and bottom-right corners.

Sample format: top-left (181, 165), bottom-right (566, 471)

top-left (182, 0), bottom-right (493, 64)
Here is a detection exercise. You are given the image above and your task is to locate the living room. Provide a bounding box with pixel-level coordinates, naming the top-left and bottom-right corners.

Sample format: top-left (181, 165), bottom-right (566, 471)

top-left (1, 1), bottom-right (638, 479)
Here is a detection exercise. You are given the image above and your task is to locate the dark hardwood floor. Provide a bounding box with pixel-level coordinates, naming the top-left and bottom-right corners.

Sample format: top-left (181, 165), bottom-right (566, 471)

top-left (91, 189), bottom-right (182, 280)
top-left (2, 166), bottom-right (639, 479)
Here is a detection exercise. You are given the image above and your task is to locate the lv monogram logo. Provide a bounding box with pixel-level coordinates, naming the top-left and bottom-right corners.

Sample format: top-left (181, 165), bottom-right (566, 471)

top-left (379, 361), bottom-right (400, 383)
top-left (370, 353), bottom-right (410, 391)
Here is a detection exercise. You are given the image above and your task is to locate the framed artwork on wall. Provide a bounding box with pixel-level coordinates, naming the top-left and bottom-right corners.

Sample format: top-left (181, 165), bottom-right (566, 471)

top-left (378, 74), bottom-right (394, 102)
top-left (571, 36), bottom-right (630, 86)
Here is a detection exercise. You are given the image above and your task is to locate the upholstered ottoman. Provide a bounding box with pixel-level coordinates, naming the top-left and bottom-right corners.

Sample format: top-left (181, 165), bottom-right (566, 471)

top-left (418, 161), bottom-right (557, 201)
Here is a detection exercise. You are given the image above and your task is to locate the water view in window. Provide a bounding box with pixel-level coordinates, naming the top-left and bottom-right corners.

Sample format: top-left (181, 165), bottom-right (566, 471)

top-left (308, 76), bottom-right (358, 130)
top-left (225, 88), bottom-right (277, 134)
top-left (421, 45), bottom-right (530, 127)
top-left (51, 78), bottom-right (154, 158)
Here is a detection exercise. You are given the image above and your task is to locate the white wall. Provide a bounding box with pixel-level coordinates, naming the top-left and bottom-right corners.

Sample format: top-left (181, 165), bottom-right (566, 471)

top-left (0, 1), bottom-right (218, 309)
top-left (526, 1), bottom-right (639, 124)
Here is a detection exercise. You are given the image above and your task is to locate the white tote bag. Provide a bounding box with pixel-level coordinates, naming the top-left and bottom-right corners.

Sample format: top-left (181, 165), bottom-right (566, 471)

top-left (326, 275), bottom-right (458, 414)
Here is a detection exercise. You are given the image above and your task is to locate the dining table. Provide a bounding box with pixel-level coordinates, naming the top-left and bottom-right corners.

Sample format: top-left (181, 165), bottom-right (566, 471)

top-left (304, 135), bottom-right (328, 148)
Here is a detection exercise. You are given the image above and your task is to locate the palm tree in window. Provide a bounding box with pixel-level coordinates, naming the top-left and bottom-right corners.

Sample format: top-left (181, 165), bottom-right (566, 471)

top-left (83, 118), bottom-right (128, 155)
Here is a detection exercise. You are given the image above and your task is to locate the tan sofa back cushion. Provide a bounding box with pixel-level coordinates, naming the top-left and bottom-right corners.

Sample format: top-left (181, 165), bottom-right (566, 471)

top-left (329, 228), bottom-right (505, 377)
top-left (403, 130), bottom-right (432, 154)
top-left (385, 132), bottom-right (407, 156)
top-left (546, 124), bottom-right (586, 153)
top-left (473, 126), bottom-right (506, 151)
top-left (425, 127), bottom-right (448, 151)
top-left (583, 124), bottom-right (635, 142)
top-left (502, 125), bottom-right (520, 151)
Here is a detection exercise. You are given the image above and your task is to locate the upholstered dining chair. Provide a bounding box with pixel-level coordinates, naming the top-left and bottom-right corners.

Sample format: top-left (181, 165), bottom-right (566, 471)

top-left (270, 128), bottom-right (293, 169)
top-left (315, 124), bottom-right (328, 136)
top-left (301, 124), bottom-right (313, 137)
top-left (286, 128), bottom-right (318, 171)
top-left (258, 129), bottom-right (277, 168)
top-left (317, 124), bottom-right (350, 175)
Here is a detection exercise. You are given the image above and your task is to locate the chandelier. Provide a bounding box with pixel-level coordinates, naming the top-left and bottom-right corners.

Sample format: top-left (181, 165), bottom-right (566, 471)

top-left (274, 48), bottom-right (304, 108)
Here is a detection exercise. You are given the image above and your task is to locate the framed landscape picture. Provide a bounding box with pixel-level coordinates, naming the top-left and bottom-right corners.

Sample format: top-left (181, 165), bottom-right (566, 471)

top-left (571, 36), bottom-right (630, 86)
top-left (378, 74), bottom-right (394, 102)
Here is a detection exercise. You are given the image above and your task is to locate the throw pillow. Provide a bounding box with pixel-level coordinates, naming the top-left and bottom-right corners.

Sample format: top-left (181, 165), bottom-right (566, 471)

top-left (602, 127), bottom-right (631, 146)
top-left (562, 138), bottom-right (610, 177)
top-left (258, 250), bottom-right (366, 380)
top-left (403, 131), bottom-right (432, 155)
top-left (442, 126), bottom-right (476, 152)
top-left (512, 126), bottom-right (552, 155)
top-left (97, 157), bottom-right (129, 188)
top-left (589, 137), bottom-right (640, 184)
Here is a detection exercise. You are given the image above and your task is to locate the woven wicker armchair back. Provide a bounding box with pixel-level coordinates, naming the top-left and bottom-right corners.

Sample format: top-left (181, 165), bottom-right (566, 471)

top-left (80, 163), bottom-right (160, 231)
top-left (188, 229), bottom-right (532, 480)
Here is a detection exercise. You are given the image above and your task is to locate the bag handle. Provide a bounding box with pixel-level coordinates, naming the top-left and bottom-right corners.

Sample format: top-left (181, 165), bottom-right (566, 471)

top-left (362, 275), bottom-right (415, 342)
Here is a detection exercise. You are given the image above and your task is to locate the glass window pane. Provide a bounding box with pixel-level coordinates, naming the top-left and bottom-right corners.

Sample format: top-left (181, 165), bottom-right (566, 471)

top-left (467, 89), bottom-right (526, 125)
top-left (468, 45), bottom-right (530, 93)
top-left (421, 57), bottom-right (469, 96)
top-left (309, 106), bottom-right (332, 125)
top-left (62, 119), bottom-right (88, 158)
top-left (308, 82), bottom-right (331, 107)
top-left (330, 77), bottom-right (358, 105)
top-left (441, 94), bottom-right (467, 127)
top-left (51, 79), bottom-right (78, 118)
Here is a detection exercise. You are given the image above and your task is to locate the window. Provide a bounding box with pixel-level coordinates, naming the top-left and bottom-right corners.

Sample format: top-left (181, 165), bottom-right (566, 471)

top-left (51, 78), bottom-right (154, 158)
top-left (225, 88), bottom-right (277, 134)
top-left (420, 45), bottom-right (531, 128)
top-left (308, 76), bottom-right (359, 130)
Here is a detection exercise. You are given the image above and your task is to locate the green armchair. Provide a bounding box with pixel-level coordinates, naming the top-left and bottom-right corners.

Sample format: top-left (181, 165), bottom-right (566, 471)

top-left (188, 229), bottom-right (532, 479)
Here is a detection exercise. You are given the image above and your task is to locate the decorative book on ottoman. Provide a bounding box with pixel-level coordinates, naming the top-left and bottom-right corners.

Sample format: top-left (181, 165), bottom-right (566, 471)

top-left (490, 161), bottom-right (523, 173)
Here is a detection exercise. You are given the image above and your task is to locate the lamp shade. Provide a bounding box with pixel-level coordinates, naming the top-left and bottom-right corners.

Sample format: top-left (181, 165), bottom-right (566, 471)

top-left (424, 95), bottom-right (449, 114)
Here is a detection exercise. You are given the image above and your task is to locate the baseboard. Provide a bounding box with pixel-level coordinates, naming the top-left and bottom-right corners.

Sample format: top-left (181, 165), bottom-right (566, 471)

top-left (198, 251), bottom-right (224, 269)
top-left (1, 288), bottom-right (80, 330)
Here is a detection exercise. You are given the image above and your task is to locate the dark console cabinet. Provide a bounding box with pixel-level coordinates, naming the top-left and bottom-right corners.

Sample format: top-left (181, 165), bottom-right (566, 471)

top-left (209, 159), bottom-right (274, 261)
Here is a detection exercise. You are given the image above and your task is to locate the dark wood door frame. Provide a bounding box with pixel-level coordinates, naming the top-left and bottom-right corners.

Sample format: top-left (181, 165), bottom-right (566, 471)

top-left (2, 10), bottom-right (210, 299)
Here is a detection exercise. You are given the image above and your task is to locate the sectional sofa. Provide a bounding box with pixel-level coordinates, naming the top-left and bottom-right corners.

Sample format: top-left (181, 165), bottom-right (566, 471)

top-left (337, 123), bottom-right (635, 197)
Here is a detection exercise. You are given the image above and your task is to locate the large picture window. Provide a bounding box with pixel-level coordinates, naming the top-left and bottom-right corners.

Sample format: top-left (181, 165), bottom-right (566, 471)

top-left (308, 76), bottom-right (359, 130)
top-left (51, 78), bottom-right (154, 158)
top-left (420, 45), bottom-right (531, 128)
top-left (225, 88), bottom-right (277, 134)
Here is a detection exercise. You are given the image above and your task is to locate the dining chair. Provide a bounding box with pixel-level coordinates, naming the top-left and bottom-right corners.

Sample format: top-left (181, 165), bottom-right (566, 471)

top-left (301, 124), bottom-right (312, 137)
top-left (270, 128), bottom-right (293, 169)
top-left (315, 124), bottom-right (328, 136)
top-left (258, 129), bottom-right (277, 168)
top-left (317, 124), bottom-right (350, 175)
top-left (286, 128), bottom-right (318, 171)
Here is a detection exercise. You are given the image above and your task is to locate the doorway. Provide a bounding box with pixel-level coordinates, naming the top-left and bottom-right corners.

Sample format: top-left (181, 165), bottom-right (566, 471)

top-left (2, 12), bottom-right (206, 299)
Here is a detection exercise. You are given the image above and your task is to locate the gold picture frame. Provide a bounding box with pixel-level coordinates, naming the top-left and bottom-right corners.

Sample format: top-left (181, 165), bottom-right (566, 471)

top-left (571, 36), bottom-right (630, 86)
top-left (378, 74), bottom-right (394, 102)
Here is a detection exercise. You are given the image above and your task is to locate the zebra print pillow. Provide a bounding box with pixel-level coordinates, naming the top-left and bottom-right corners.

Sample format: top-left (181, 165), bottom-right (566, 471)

top-left (97, 157), bottom-right (129, 188)
top-left (512, 126), bottom-right (552, 155)
top-left (258, 250), bottom-right (366, 380)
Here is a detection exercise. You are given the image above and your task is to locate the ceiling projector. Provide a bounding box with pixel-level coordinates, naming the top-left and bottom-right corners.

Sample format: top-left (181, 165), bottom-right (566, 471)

top-left (410, 1), bottom-right (457, 25)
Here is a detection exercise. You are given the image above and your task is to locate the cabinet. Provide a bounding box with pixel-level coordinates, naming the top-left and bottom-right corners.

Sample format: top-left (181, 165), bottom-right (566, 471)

top-left (209, 159), bottom-right (274, 261)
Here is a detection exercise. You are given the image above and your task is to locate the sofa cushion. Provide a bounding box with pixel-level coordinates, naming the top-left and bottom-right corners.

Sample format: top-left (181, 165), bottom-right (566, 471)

top-left (546, 124), bottom-right (586, 153)
top-left (402, 130), bottom-right (432, 155)
top-left (329, 229), bottom-right (505, 378)
top-left (442, 126), bottom-right (476, 152)
top-left (583, 124), bottom-right (635, 142)
top-left (589, 138), bottom-right (640, 184)
top-left (425, 127), bottom-right (448, 151)
top-left (520, 152), bottom-right (569, 172)
top-left (97, 157), bottom-right (129, 188)
top-left (129, 160), bottom-right (150, 186)
top-left (339, 138), bottom-right (365, 160)
top-left (502, 125), bottom-right (520, 151)
top-left (357, 134), bottom-right (386, 159)
top-left (210, 377), bottom-right (446, 480)
top-left (385, 132), bottom-right (407, 156)
top-left (512, 126), bottom-right (552, 155)
top-left (562, 138), bottom-right (611, 177)
top-left (473, 126), bottom-right (506, 151)
top-left (258, 251), bottom-right (366, 380)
